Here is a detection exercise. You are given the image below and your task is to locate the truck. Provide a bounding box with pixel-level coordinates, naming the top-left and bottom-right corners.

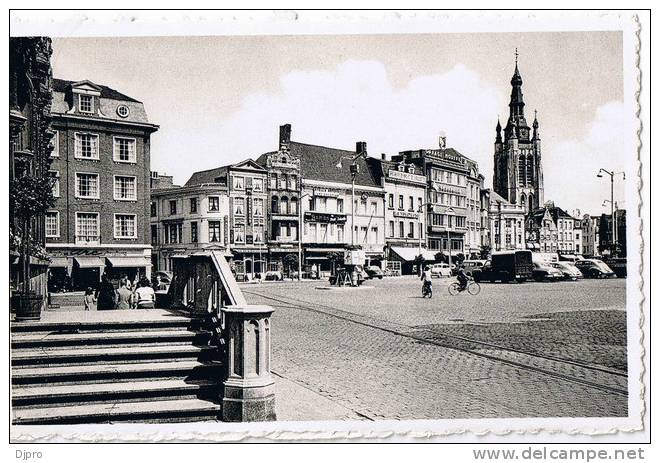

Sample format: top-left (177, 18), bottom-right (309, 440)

top-left (473, 250), bottom-right (534, 283)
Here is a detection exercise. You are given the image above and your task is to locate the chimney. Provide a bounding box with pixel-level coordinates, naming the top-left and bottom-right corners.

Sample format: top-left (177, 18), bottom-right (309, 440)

top-left (381, 153), bottom-right (387, 161)
top-left (356, 141), bottom-right (367, 157)
top-left (279, 124), bottom-right (291, 150)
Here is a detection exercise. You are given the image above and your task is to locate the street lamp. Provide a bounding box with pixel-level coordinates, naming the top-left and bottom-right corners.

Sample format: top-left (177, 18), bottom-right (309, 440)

top-left (297, 191), bottom-right (312, 280)
top-left (446, 206), bottom-right (456, 267)
top-left (335, 143), bottom-right (368, 248)
top-left (597, 168), bottom-right (625, 255)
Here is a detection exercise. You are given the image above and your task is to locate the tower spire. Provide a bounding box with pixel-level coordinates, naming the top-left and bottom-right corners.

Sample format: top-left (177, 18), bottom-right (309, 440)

top-left (505, 48), bottom-right (528, 141)
top-left (495, 117), bottom-right (502, 143)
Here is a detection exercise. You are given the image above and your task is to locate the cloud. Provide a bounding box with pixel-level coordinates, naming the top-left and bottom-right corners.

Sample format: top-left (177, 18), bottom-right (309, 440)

top-left (161, 59), bottom-right (505, 186)
top-left (543, 101), bottom-right (625, 216)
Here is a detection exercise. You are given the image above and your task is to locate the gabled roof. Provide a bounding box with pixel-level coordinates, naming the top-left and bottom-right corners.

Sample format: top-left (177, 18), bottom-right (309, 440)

top-left (53, 78), bottom-right (141, 103)
top-left (184, 159), bottom-right (266, 187)
top-left (528, 205), bottom-right (575, 226)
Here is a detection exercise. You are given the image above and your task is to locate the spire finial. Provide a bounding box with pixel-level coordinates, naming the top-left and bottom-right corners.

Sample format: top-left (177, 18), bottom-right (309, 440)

top-left (515, 48), bottom-right (518, 66)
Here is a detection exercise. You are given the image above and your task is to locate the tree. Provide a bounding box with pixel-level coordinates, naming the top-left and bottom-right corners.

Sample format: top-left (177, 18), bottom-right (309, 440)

top-left (479, 245), bottom-right (492, 260)
top-left (455, 253), bottom-right (466, 265)
top-left (10, 174), bottom-right (55, 296)
top-left (413, 254), bottom-right (426, 276)
top-left (283, 253), bottom-right (299, 278)
top-left (327, 251), bottom-right (344, 275)
top-left (434, 251), bottom-right (448, 263)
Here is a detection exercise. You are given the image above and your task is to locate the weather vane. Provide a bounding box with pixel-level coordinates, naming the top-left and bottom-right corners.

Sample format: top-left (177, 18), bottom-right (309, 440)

top-left (515, 48), bottom-right (519, 65)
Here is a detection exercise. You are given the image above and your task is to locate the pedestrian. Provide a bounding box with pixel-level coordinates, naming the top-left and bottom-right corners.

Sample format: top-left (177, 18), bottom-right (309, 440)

top-left (95, 274), bottom-right (116, 310)
top-left (115, 279), bottom-right (133, 310)
top-left (133, 277), bottom-right (156, 309)
top-left (83, 287), bottom-right (96, 311)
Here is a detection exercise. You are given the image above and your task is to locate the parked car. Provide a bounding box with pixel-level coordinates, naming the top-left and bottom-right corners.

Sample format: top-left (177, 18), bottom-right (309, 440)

top-left (602, 257), bottom-right (627, 278)
top-left (532, 262), bottom-right (565, 282)
top-left (550, 261), bottom-right (583, 280)
top-left (461, 259), bottom-right (487, 276)
top-left (430, 263), bottom-right (452, 278)
top-left (364, 265), bottom-right (384, 279)
top-left (574, 259), bottom-right (616, 278)
top-left (473, 250), bottom-right (534, 283)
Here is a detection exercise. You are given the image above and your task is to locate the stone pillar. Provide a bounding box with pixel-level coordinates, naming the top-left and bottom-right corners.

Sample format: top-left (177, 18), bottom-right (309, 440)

top-left (221, 304), bottom-right (276, 422)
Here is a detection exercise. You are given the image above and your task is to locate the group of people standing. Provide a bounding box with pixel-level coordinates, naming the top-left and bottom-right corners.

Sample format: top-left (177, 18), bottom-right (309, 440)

top-left (83, 274), bottom-right (156, 311)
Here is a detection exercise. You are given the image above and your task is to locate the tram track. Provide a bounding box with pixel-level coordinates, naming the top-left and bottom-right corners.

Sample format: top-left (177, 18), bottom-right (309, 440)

top-left (242, 289), bottom-right (628, 398)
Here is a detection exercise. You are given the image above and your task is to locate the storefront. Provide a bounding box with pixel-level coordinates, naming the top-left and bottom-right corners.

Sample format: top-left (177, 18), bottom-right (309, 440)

top-left (230, 245), bottom-right (269, 282)
top-left (387, 246), bottom-right (437, 275)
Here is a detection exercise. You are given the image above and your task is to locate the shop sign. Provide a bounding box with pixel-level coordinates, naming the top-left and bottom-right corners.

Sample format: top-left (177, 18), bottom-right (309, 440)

top-left (344, 249), bottom-right (366, 265)
top-left (313, 188), bottom-right (340, 198)
top-left (393, 210), bottom-right (419, 219)
top-left (304, 212), bottom-right (347, 223)
top-left (388, 169), bottom-right (426, 185)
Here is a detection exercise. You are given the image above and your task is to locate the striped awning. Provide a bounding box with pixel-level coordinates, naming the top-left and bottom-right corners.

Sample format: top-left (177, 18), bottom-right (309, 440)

top-left (106, 256), bottom-right (151, 268)
top-left (49, 257), bottom-right (70, 268)
top-left (74, 256), bottom-right (106, 268)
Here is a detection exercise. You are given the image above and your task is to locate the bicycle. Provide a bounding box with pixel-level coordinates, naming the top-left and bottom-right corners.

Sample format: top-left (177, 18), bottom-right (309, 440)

top-left (422, 281), bottom-right (433, 298)
top-left (448, 280), bottom-right (481, 296)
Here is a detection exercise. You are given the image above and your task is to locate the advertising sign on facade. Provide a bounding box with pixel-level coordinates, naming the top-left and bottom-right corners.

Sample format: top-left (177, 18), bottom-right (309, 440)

top-left (387, 169), bottom-right (427, 185)
top-left (304, 212), bottom-right (347, 223)
top-left (344, 249), bottom-right (366, 266)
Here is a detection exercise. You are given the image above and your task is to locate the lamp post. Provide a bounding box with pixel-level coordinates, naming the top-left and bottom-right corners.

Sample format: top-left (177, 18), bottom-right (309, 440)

top-left (597, 169), bottom-right (625, 255)
top-left (297, 191), bottom-right (311, 280)
top-left (446, 206), bottom-right (456, 267)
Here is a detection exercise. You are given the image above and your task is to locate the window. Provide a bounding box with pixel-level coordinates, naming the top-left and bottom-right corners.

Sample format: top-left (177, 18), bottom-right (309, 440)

top-left (208, 196), bottom-right (220, 212)
top-left (370, 201), bottom-right (377, 215)
top-left (45, 211), bottom-right (59, 237)
top-left (151, 224), bottom-right (158, 244)
top-left (114, 214), bottom-right (137, 239)
top-left (209, 221), bottom-right (222, 242)
top-left (399, 221), bottom-right (405, 238)
top-left (190, 198), bottom-right (198, 213)
top-left (310, 223), bottom-right (317, 241)
top-left (319, 197), bottom-right (327, 212)
top-left (254, 226), bottom-right (264, 243)
top-left (271, 196), bottom-right (279, 214)
top-left (233, 176), bottom-right (245, 190)
top-left (388, 194), bottom-right (394, 209)
top-left (113, 137), bottom-right (136, 163)
top-left (418, 198), bottom-right (423, 212)
top-left (409, 222), bottom-right (415, 238)
top-left (165, 223), bottom-right (182, 244)
top-left (50, 170), bottom-right (60, 197)
top-left (74, 133), bottom-right (99, 159)
top-left (320, 224), bottom-right (328, 243)
top-left (78, 94), bottom-right (93, 113)
top-left (409, 196), bottom-right (414, 211)
top-left (270, 174), bottom-right (277, 190)
top-left (337, 198), bottom-right (344, 213)
top-left (116, 104), bottom-right (130, 118)
top-left (277, 198), bottom-right (287, 215)
top-left (113, 176), bottom-right (137, 201)
top-left (253, 178), bottom-right (264, 192)
top-left (279, 174), bottom-right (287, 190)
top-left (360, 226), bottom-right (368, 243)
top-left (337, 224), bottom-right (344, 242)
top-left (234, 225), bottom-right (245, 243)
top-left (50, 131), bottom-right (59, 157)
top-left (75, 173), bottom-right (99, 199)
top-left (76, 213), bottom-right (99, 243)
top-left (233, 197), bottom-right (245, 215)
top-left (190, 222), bottom-right (198, 243)
top-left (371, 227), bottom-right (378, 243)
top-left (398, 195), bottom-right (404, 210)
top-left (169, 200), bottom-right (177, 215)
top-left (252, 198), bottom-right (264, 217)
top-left (150, 202), bottom-right (157, 217)
top-left (389, 221), bottom-right (395, 237)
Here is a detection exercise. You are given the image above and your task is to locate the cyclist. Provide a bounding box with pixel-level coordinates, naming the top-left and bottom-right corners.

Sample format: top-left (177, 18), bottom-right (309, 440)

top-left (456, 266), bottom-right (470, 292)
top-left (420, 265), bottom-right (433, 296)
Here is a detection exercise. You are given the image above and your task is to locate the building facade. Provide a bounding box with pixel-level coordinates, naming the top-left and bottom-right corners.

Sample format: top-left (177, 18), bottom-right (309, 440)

top-left (150, 183), bottom-right (230, 273)
top-left (581, 214), bottom-right (601, 257)
top-left (493, 55), bottom-right (544, 213)
top-left (46, 79), bottom-right (159, 290)
top-left (9, 37), bottom-right (55, 307)
top-left (526, 203), bottom-right (581, 255)
top-left (185, 160), bottom-right (268, 281)
top-left (376, 155), bottom-right (428, 273)
top-left (394, 135), bottom-right (479, 261)
top-left (257, 124), bottom-right (301, 274)
top-left (598, 209), bottom-right (627, 257)
top-left (480, 189), bottom-right (527, 252)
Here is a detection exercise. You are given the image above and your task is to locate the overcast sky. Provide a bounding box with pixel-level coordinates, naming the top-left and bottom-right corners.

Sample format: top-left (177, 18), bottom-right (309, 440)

top-left (51, 32), bottom-right (624, 216)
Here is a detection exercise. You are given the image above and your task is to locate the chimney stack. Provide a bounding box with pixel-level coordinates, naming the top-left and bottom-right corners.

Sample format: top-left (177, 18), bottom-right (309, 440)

top-left (279, 124), bottom-right (291, 151)
top-left (381, 153), bottom-right (387, 161)
top-left (356, 141), bottom-right (367, 157)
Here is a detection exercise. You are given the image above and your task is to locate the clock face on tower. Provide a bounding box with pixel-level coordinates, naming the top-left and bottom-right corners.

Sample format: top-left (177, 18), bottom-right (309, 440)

top-left (519, 128), bottom-right (528, 139)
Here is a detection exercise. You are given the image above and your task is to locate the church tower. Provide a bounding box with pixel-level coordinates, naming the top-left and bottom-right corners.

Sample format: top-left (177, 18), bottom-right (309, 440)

top-left (493, 50), bottom-right (544, 213)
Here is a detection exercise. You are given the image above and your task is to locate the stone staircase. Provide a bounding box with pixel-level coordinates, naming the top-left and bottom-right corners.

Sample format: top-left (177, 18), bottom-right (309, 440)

top-left (11, 314), bottom-right (224, 425)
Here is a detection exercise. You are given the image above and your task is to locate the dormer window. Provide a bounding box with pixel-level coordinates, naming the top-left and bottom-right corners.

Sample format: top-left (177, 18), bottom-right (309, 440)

top-left (407, 166), bottom-right (414, 173)
top-left (78, 94), bottom-right (93, 114)
top-left (397, 164), bottom-right (405, 172)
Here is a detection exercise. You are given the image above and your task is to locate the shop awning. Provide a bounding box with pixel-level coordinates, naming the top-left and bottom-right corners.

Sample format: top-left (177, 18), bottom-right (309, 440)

top-left (306, 247), bottom-right (345, 253)
top-left (49, 257), bottom-right (70, 268)
top-left (389, 246), bottom-right (437, 262)
top-left (106, 256), bottom-right (152, 268)
top-left (74, 256), bottom-right (106, 268)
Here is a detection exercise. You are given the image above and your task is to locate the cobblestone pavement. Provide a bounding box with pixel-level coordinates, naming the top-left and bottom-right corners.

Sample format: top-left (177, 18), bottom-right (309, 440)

top-left (243, 277), bottom-right (628, 420)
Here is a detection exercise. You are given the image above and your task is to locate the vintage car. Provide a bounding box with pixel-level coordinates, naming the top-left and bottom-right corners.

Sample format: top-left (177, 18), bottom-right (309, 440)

top-left (574, 259), bottom-right (616, 278)
top-left (550, 261), bottom-right (583, 280)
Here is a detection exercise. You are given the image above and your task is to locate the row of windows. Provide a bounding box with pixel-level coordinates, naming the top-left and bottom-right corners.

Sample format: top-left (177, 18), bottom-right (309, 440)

top-left (269, 173), bottom-right (298, 191)
top-left (427, 190), bottom-right (467, 208)
top-left (231, 175), bottom-right (265, 192)
top-left (156, 222), bottom-right (265, 245)
top-left (45, 211), bottom-right (138, 240)
top-left (51, 172), bottom-right (138, 201)
top-left (388, 194), bottom-right (423, 212)
top-left (429, 214), bottom-right (467, 228)
top-left (388, 221), bottom-right (423, 239)
top-left (305, 223), bottom-right (380, 245)
top-left (50, 132), bottom-right (137, 163)
top-left (430, 169), bottom-right (468, 186)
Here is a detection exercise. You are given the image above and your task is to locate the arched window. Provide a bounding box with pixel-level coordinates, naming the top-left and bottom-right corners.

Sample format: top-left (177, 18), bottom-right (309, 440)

top-left (528, 194), bottom-right (534, 212)
top-left (271, 196), bottom-right (279, 214)
top-left (280, 196), bottom-right (289, 215)
top-left (520, 193), bottom-right (527, 209)
top-left (290, 197), bottom-right (298, 215)
top-left (526, 155), bottom-right (534, 184)
top-left (518, 156), bottom-right (526, 185)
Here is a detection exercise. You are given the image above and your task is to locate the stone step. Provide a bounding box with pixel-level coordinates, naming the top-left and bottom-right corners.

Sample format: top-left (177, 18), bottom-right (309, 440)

top-left (11, 329), bottom-right (210, 349)
top-left (12, 378), bottom-right (218, 407)
top-left (11, 318), bottom-right (201, 334)
top-left (12, 360), bottom-right (223, 385)
top-left (12, 344), bottom-right (217, 367)
top-left (12, 398), bottom-right (223, 425)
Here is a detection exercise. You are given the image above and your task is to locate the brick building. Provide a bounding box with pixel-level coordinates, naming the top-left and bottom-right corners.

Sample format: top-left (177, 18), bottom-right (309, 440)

top-left (526, 203), bottom-right (581, 255)
top-left (46, 79), bottom-right (159, 290)
top-left (581, 214), bottom-right (601, 257)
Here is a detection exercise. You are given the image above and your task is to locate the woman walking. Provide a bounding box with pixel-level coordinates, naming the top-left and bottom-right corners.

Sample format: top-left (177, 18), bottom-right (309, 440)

top-left (115, 280), bottom-right (133, 310)
top-left (133, 277), bottom-right (156, 309)
top-left (95, 274), bottom-right (116, 310)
